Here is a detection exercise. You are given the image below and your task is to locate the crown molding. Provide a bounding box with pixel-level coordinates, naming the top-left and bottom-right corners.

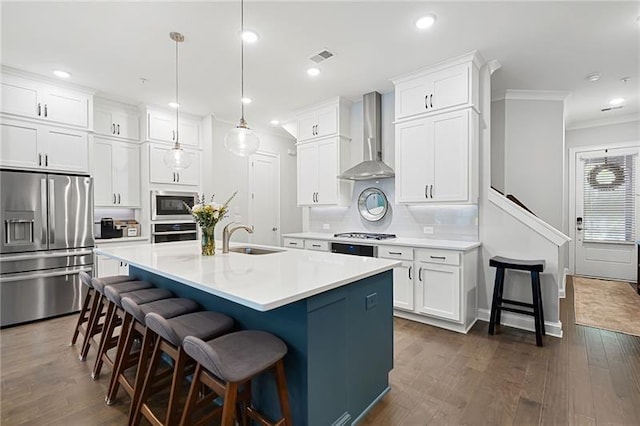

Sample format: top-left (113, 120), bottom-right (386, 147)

top-left (1, 65), bottom-right (96, 95)
top-left (492, 89), bottom-right (571, 102)
top-left (566, 112), bottom-right (640, 131)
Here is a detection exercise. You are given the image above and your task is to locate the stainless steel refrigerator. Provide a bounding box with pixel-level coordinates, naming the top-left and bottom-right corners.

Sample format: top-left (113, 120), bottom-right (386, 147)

top-left (0, 170), bottom-right (94, 327)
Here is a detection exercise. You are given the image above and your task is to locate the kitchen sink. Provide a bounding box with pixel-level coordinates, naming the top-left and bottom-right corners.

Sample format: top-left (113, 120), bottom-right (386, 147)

top-left (228, 247), bottom-right (283, 255)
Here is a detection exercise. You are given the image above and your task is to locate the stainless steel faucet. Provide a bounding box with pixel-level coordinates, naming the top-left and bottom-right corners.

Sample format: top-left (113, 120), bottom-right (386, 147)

top-left (222, 222), bottom-right (254, 253)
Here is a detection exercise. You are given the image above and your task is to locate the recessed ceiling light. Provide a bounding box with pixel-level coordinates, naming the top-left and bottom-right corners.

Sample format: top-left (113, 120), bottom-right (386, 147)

top-left (241, 30), bottom-right (259, 43)
top-left (168, 102), bottom-right (180, 108)
top-left (609, 98), bottom-right (625, 106)
top-left (270, 120), bottom-right (280, 126)
top-left (415, 14), bottom-right (436, 29)
top-left (585, 72), bottom-right (600, 82)
top-left (241, 97), bottom-right (252, 104)
top-left (307, 67), bottom-right (321, 77)
top-left (53, 70), bottom-right (70, 79)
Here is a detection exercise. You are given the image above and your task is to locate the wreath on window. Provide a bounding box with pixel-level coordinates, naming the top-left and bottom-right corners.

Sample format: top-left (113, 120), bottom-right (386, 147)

top-left (588, 161), bottom-right (625, 191)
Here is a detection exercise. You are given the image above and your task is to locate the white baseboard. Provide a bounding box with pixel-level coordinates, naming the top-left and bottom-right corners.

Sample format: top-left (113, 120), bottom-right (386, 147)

top-left (559, 268), bottom-right (569, 299)
top-left (477, 308), bottom-right (563, 338)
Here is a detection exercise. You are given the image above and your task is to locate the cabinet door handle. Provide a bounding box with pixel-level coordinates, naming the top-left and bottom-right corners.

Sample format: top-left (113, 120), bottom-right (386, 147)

top-left (117, 124), bottom-right (120, 135)
top-left (312, 244), bottom-right (321, 248)
top-left (172, 172), bottom-right (176, 182)
top-left (430, 184), bottom-right (433, 198)
top-left (425, 95), bottom-right (429, 110)
top-left (408, 266), bottom-right (412, 280)
top-left (430, 94), bottom-right (433, 108)
top-left (117, 193), bottom-right (121, 204)
top-left (37, 103), bottom-right (42, 116)
top-left (418, 267), bottom-right (423, 282)
top-left (45, 154), bottom-right (48, 167)
top-left (425, 185), bottom-right (428, 199)
top-left (430, 256), bottom-right (446, 260)
top-left (177, 172), bottom-right (180, 182)
top-left (112, 123), bottom-right (115, 134)
top-left (172, 130), bottom-right (176, 141)
top-left (113, 193), bottom-right (117, 204)
top-left (316, 124), bottom-right (319, 135)
top-left (389, 251), bottom-right (402, 255)
top-left (38, 153), bottom-right (42, 166)
top-left (44, 104), bottom-right (48, 117)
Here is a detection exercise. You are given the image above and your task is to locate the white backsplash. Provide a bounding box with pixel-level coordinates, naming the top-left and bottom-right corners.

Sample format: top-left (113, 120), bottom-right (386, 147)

top-left (308, 179), bottom-right (479, 241)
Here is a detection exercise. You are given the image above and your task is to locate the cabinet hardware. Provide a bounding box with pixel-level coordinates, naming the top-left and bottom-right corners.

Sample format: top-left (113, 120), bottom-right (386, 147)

top-left (176, 173), bottom-right (180, 182)
top-left (117, 193), bottom-right (121, 204)
top-left (45, 154), bottom-right (48, 167)
top-left (430, 256), bottom-right (446, 260)
top-left (172, 172), bottom-right (176, 182)
top-left (112, 123), bottom-right (115, 134)
top-left (409, 266), bottom-right (412, 280)
top-left (316, 124), bottom-right (319, 135)
top-left (37, 103), bottom-right (42, 116)
top-left (430, 94), bottom-right (433, 108)
top-left (312, 244), bottom-right (321, 248)
top-left (113, 193), bottom-right (117, 204)
top-left (425, 185), bottom-right (428, 199)
top-left (272, 227), bottom-right (278, 231)
top-left (38, 153), bottom-right (42, 166)
top-left (117, 124), bottom-right (120, 135)
top-left (44, 104), bottom-right (48, 117)
top-left (172, 130), bottom-right (176, 141)
top-left (288, 242), bottom-right (298, 246)
top-left (418, 267), bottom-right (423, 281)
top-left (424, 95), bottom-right (429, 110)
top-left (430, 184), bottom-right (433, 198)
top-left (389, 251), bottom-right (402, 255)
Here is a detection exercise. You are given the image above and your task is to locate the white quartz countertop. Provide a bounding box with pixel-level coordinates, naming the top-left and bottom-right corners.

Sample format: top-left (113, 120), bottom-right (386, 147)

top-left (95, 236), bottom-right (150, 245)
top-left (94, 241), bottom-right (400, 312)
top-left (282, 232), bottom-right (481, 251)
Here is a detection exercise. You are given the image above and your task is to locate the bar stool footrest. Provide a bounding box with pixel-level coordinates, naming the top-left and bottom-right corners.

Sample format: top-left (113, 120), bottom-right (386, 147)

top-left (499, 306), bottom-right (535, 316)
top-left (499, 298), bottom-right (535, 309)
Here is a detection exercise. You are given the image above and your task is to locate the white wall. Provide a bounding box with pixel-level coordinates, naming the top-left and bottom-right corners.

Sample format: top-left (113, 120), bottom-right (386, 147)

top-left (566, 119), bottom-right (640, 149)
top-left (490, 100), bottom-right (506, 193)
top-left (203, 116), bottom-right (302, 243)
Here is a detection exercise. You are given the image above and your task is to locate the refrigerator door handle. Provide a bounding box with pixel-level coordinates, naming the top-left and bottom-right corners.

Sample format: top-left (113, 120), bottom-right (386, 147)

top-left (0, 266), bottom-right (93, 283)
top-left (48, 178), bottom-right (55, 244)
top-left (40, 178), bottom-right (48, 244)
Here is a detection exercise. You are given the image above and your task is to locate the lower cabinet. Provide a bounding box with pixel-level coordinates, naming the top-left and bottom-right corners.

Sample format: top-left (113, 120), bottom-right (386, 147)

top-left (96, 254), bottom-right (129, 277)
top-left (392, 261), bottom-right (414, 311)
top-left (282, 237), bottom-right (330, 252)
top-left (415, 262), bottom-right (461, 322)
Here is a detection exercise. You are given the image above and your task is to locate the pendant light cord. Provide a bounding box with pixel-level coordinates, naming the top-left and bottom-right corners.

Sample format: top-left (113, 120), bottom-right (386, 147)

top-left (240, 0), bottom-right (245, 122)
top-left (175, 35), bottom-right (180, 148)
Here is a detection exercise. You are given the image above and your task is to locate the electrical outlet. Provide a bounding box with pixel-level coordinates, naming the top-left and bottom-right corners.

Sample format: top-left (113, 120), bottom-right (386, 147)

top-left (323, 223), bottom-right (330, 230)
top-left (365, 293), bottom-right (378, 310)
top-left (423, 226), bottom-right (434, 234)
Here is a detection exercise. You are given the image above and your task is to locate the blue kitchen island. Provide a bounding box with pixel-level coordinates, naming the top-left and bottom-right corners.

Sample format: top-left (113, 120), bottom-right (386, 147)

top-left (95, 241), bottom-right (399, 425)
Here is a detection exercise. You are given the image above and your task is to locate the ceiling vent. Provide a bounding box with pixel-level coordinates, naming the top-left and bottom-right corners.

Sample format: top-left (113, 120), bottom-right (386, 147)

top-left (601, 105), bottom-right (624, 112)
top-left (309, 49), bottom-right (334, 63)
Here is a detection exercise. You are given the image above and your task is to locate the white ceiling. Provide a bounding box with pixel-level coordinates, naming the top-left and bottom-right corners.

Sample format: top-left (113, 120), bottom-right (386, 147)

top-left (1, 1), bottom-right (638, 129)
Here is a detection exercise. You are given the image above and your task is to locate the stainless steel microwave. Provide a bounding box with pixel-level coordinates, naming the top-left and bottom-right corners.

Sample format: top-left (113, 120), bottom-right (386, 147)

top-left (151, 191), bottom-right (197, 221)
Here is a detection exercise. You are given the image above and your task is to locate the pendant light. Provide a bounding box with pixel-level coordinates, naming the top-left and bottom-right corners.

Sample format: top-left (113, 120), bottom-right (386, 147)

top-left (163, 32), bottom-right (192, 170)
top-left (224, 0), bottom-right (259, 157)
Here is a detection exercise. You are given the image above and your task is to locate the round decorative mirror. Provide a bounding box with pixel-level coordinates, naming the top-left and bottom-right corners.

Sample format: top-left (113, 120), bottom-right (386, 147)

top-left (358, 187), bottom-right (389, 222)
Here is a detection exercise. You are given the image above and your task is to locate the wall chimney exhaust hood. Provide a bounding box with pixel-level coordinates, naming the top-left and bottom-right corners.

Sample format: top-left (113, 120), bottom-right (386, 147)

top-left (339, 91), bottom-right (395, 181)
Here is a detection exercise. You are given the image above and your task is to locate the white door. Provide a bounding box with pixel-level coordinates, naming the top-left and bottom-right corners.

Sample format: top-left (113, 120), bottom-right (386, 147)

top-left (0, 121), bottom-right (40, 169)
top-left (429, 63), bottom-right (469, 112)
top-left (149, 146), bottom-right (177, 184)
top-left (112, 142), bottom-right (140, 207)
top-left (297, 143), bottom-right (317, 205)
top-left (392, 261), bottom-right (414, 311)
top-left (395, 118), bottom-right (432, 202)
top-left (575, 147), bottom-right (638, 281)
top-left (41, 86), bottom-right (89, 128)
top-left (249, 152), bottom-right (280, 246)
top-left (43, 127), bottom-right (88, 173)
top-left (316, 107), bottom-right (337, 138)
top-left (316, 138), bottom-right (339, 204)
top-left (1, 77), bottom-right (40, 118)
top-left (93, 139), bottom-right (114, 206)
top-left (432, 110), bottom-right (469, 201)
top-left (178, 118), bottom-right (200, 147)
top-left (94, 108), bottom-right (116, 137)
top-left (298, 114), bottom-right (317, 141)
top-left (113, 110), bottom-right (140, 141)
top-left (175, 151), bottom-right (200, 186)
top-left (148, 112), bottom-right (175, 143)
top-left (416, 262), bottom-right (461, 322)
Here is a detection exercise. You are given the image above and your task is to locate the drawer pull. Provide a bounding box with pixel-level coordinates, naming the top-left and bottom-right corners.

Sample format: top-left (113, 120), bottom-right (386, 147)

top-left (389, 251), bottom-right (402, 255)
top-left (288, 242), bottom-right (298, 246)
top-left (430, 255), bottom-right (446, 260)
top-left (312, 244), bottom-right (321, 248)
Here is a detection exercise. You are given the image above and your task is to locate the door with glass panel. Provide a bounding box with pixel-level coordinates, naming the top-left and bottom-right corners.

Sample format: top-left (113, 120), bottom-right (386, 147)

top-left (575, 147), bottom-right (638, 281)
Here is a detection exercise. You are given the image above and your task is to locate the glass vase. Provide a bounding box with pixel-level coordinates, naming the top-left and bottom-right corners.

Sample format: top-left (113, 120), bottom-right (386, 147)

top-left (201, 226), bottom-right (215, 256)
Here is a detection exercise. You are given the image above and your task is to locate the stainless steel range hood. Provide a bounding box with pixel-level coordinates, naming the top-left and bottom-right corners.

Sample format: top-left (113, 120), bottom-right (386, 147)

top-left (339, 91), bottom-right (395, 181)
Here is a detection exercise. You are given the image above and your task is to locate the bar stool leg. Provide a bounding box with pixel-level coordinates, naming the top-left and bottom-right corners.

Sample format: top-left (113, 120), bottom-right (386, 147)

top-left (534, 271), bottom-right (545, 336)
top-left (221, 382), bottom-right (239, 426)
top-left (274, 360), bottom-right (292, 426)
top-left (92, 303), bottom-right (117, 380)
top-left (131, 334), bottom-right (163, 426)
top-left (71, 287), bottom-right (93, 345)
top-left (179, 364), bottom-right (202, 426)
top-left (495, 269), bottom-right (505, 326)
top-left (165, 348), bottom-right (189, 425)
top-left (531, 271), bottom-right (543, 347)
top-left (80, 293), bottom-right (104, 361)
top-left (105, 312), bottom-right (134, 405)
top-left (488, 267), bottom-right (504, 335)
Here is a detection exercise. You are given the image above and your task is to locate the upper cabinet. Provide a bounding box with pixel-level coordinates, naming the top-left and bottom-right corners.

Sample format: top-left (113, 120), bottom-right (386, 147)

top-left (391, 51), bottom-right (482, 121)
top-left (296, 97), bottom-right (351, 143)
top-left (93, 137), bottom-right (140, 207)
top-left (1, 72), bottom-right (92, 128)
top-left (144, 107), bottom-right (201, 148)
top-left (94, 98), bottom-right (140, 141)
top-left (148, 144), bottom-right (201, 187)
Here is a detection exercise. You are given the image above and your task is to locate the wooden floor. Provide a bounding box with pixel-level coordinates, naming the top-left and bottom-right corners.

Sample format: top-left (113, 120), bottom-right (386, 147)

top-left (2, 277), bottom-right (639, 425)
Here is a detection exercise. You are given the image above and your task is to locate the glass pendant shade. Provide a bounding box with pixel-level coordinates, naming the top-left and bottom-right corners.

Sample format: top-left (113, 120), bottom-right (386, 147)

top-left (163, 146), bottom-right (192, 170)
top-left (225, 119), bottom-right (259, 157)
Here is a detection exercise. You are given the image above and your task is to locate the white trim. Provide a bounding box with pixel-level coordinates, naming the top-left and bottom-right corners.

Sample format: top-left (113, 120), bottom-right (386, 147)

top-left (477, 308), bottom-right (563, 338)
top-left (492, 89), bottom-right (570, 102)
top-left (248, 151), bottom-right (281, 246)
top-left (390, 50), bottom-right (485, 84)
top-left (1, 65), bottom-right (96, 95)
top-left (567, 140), bottom-right (640, 275)
top-left (559, 268), bottom-right (568, 298)
top-left (488, 188), bottom-right (571, 246)
top-left (567, 113), bottom-right (640, 131)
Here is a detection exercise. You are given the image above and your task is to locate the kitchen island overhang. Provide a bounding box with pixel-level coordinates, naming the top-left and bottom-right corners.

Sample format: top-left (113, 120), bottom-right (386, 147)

top-left (94, 241), bottom-right (400, 425)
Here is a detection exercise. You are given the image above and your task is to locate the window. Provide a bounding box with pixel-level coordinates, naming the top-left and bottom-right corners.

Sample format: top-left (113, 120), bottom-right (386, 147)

top-left (582, 154), bottom-right (636, 243)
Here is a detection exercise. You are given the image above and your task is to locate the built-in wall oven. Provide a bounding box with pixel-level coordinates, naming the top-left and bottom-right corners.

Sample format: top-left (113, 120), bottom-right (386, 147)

top-left (151, 191), bottom-right (197, 221)
top-left (152, 222), bottom-right (197, 244)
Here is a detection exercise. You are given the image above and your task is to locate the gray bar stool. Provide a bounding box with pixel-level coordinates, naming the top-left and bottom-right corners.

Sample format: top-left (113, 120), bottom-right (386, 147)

top-left (105, 295), bottom-right (201, 407)
top-left (131, 311), bottom-right (234, 426)
top-left (78, 274), bottom-right (136, 361)
top-left (180, 330), bottom-right (292, 426)
top-left (70, 271), bottom-right (97, 348)
top-left (91, 280), bottom-right (160, 379)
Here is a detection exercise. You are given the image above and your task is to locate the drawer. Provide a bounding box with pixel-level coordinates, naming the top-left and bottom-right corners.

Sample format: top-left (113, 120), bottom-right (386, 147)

top-left (378, 245), bottom-right (414, 261)
top-left (304, 240), bottom-right (330, 251)
top-left (416, 248), bottom-right (460, 266)
top-left (283, 238), bottom-right (304, 249)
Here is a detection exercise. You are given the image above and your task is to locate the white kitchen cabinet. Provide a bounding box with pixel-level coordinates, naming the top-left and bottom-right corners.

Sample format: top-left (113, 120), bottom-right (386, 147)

top-left (146, 108), bottom-right (201, 148)
top-left (395, 108), bottom-right (477, 204)
top-left (416, 262), bottom-right (461, 322)
top-left (283, 237), bottom-right (304, 249)
top-left (304, 239), bottom-right (330, 251)
top-left (296, 137), bottom-right (351, 206)
top-left (94, 99), bottom-right (140, 141)
top-left (1, 73), bottom-right (92, 128)
top-left (0, 118), bottom-right (88, 173)
top-left (149, 145), bottom-right (200, 186)
top-left (296, 97), bottom-right (351, 143)
top-left (392, 261), bottom-right (415, 311)
top-left (93, 137), bottom-right (140, 207)
top-left (391, 51), bottom-right (482, 121)
top-left (95, 255), bottom-right (130, 277)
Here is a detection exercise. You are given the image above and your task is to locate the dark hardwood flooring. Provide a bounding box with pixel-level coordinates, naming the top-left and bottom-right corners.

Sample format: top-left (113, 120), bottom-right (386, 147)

top-left (1, 277), bottom-right (639, 425)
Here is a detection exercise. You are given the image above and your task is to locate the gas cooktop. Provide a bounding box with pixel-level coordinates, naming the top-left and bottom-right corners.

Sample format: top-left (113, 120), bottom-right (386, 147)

top-left (333, 232), bottom-right (397, 240)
